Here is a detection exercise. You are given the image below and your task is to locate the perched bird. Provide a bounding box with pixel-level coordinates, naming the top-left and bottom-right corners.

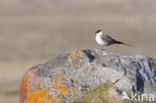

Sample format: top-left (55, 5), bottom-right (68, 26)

top-left (95, 30), bottom-right (129, 49)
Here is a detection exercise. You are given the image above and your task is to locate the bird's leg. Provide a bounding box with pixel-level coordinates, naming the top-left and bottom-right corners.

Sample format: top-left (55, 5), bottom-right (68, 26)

top-left (102, 46), bottom-right (106, 51)
top-left (101, 46), bottom-right (108, 56)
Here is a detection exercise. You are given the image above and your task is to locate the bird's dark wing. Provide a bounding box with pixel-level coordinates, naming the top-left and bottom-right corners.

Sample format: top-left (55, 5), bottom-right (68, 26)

top-left (102, 34), bottom-right (115, 42)
top-left (102, 34), bottom-right (129, 45)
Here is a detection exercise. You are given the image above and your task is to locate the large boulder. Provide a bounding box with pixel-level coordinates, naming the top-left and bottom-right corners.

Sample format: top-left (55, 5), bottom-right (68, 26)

top-left (19, 49), bottom-right (156, 103)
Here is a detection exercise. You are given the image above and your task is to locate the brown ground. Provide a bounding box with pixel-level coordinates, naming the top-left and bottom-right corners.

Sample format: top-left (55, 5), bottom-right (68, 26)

top-left (0, 0), bottom-right (156, 103)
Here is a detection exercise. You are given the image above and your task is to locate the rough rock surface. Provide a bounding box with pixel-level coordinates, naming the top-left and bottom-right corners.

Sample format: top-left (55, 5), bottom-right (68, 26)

top-left (19, 49), bottom-right (156, 103)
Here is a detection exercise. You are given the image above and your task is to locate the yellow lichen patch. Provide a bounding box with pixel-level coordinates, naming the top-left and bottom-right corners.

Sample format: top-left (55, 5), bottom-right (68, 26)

top-left (70, 50), bottom-right (83, 58)
top-left (52, 81), bottom-right (64, 90)
top-left (19, 77), bottom-right (27, 103)
top-left (49, 95), bottom-right (62, 102)
top-left (50, 95), bottom-right (57, 102)
top-left (36, 82), bottom-right (41, 90)
top-left (27, 75), bottom-right (32, 79)
top-left (57, 97), bottom-right (63, 102)
top-left (24, 72), bottom-right (68, 103)
top-left (52, 73), bottom-right (68, 97)
top-left (26, 89), bottom-right (51, 103)
top-left (26, 89), bottom-right (64, 103)
top-left (59, 85), bottom-right (68, 96)
top-left (52, 73), bottom-right (79, 98)
top-left (23, 73), bottom-right (56, 103)
top-left (70, 86), bottom-right (78, 93)
top-left (25, 73), bottom-right (33, 92)
top-left (21, 72), bottom-right (79, 103)
top-left (56, 73), bottom-right (64, 78)
top-left (63, 77), bottom-right (67, 81)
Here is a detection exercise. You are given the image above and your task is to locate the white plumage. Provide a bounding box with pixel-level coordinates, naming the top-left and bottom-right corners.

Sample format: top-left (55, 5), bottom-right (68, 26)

top-left (95, 30), bottom-right (128, 47)
top-left (95, 31), bottom-right (107, 46)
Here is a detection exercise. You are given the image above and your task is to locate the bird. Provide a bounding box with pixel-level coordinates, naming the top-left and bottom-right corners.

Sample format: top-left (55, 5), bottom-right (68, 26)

top-left (95, 30), bottom-right (129, 50)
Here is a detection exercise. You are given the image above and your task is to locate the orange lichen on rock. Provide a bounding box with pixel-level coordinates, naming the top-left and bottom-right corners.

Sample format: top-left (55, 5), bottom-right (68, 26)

top-left (36, 82), bottom-right (41, 90)
top-left (59, 85), bottom-right (68, 96)
top-left (19, 76), bottom-right (27, 103)
top-left (27, 89), bottom-right (50, 103)
top-left (20, 71), bottom-right (78, 103)
top-left (70, 86), bottom-right (78, 93)
top-left (20, 72), bottom-right (54, 103)
top-left (53, 81), bottom-right (63, 90)
top-left (55, 73), bottom-right (79, 95)
top-left (70, 50), bottom-right (83, 58)
top-left (52, 73), bottom-right (68, 96)
top-left (26, 89), bottom-right (63, 103)
top-left (49, 95), bottom-right (62, 102)
top-left (56, 72), bottom-right (64, 78)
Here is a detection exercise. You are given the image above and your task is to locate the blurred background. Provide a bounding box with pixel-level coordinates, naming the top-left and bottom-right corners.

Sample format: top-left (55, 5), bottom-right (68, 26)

top-left (0, 0), bottom-right (156, 103)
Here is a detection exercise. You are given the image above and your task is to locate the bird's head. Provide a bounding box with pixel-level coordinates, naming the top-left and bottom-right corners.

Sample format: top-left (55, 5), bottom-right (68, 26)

top-left (95, 30), bottom-right (103, 35)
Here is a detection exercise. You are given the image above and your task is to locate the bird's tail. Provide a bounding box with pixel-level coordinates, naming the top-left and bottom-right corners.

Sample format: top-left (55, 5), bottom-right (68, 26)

top-left (115, 41), bottom-right (134, 47)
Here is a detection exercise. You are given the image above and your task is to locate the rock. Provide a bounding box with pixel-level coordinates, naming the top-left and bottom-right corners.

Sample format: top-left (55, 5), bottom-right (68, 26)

top-left (19, 49), bottom-right (156, 103)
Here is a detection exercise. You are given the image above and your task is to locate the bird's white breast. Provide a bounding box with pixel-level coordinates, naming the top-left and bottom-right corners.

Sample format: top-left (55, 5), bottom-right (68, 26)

top-left (95, 32), bottom-right (106, 46)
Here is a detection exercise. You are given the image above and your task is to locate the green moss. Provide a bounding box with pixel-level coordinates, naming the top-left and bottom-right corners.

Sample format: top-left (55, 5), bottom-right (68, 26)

top-left (66, 83), bottom-right (111, 103)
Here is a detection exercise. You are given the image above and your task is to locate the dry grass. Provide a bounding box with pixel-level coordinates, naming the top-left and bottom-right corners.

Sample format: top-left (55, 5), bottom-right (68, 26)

top-left (66, 83), bottom-right (123, 103)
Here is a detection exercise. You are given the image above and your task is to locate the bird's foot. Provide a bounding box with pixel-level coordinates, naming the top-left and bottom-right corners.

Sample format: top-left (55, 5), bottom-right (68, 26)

top-left (102, 47), bottom-right (106, 51)
top-left (102, 48), bottom-right (105, 51)
top-left (101, 47), bottom-right (108, 56)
